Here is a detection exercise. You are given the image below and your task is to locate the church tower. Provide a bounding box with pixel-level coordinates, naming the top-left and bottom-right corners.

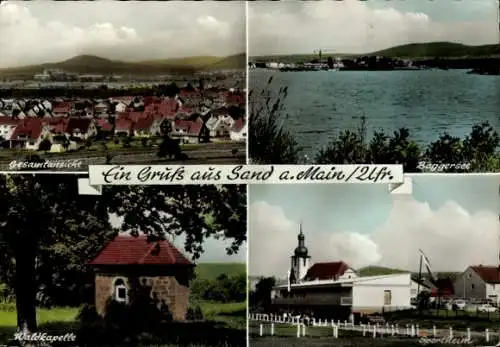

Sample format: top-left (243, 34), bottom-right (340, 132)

top-left (290, 222), bottom-right (311, 283)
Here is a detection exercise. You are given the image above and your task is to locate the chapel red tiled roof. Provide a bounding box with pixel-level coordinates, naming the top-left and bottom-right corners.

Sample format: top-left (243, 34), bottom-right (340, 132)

top-left (89, 235), bottom-right (193, 266)
top-left (304, 261), bottom-right (350, 281)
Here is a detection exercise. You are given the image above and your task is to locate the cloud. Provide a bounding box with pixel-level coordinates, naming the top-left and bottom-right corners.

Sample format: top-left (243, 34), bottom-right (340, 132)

top-left (249, 1), bottom-right (498, 55)
top-left (0, 2), bottom-right (245, 67)
top-left (249, 196), bottom-right (499, 277)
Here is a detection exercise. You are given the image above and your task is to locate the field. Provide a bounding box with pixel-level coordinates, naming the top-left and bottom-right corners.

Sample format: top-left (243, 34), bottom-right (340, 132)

top-left (0, 301), bottom-right (246, 345)
top-left (0, 141), bottom-right (246, 170)
top-left (195, 263), bottom-right (246, 280)
top-left (248, 321), bottom-right (495, 347)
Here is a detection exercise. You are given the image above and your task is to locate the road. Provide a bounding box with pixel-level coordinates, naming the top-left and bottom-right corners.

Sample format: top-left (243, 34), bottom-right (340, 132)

top-left (0, 142), bottom-right (246, 172)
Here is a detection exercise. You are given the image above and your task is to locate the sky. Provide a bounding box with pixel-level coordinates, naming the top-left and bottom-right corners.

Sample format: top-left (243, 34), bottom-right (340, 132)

top-left (0, 1), bottom-right (245, 68)
top-left (249, 0), bottom-right (499, 55)
top-left (249, 174), bottom-right (500, 277)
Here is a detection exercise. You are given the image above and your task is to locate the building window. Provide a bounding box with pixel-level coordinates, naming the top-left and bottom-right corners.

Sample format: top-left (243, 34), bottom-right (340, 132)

top-left (113, 278), bottom-right (128, 303)
top-left (471, 284), bottom-right (475, 289)
top-left (384, 290), bottom-right (392, 306)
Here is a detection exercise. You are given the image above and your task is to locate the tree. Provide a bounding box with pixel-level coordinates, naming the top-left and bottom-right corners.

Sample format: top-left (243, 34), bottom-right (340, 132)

top-left (249, 277), bottom-right (275, 312)
top-left (0, 174), bottom-right (246, 332)
top-left (38, 139), bottom-right (52, 152)
top-left (249, 77), bottom-right (300, 164)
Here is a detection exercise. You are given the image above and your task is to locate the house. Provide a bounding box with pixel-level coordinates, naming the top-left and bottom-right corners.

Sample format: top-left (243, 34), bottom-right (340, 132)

top-left (270, 224), bottom-right (412, 319)
top-left (88, 235), bottom-right (195, 321)
top-left (453, 265), bottom-right (500, 304)
top-left (205, 115), bottom-right (234, 138)
top-left (229, 118), bottom-right (246, 142)
top-left (9, 119), bottom-right (49, 150)
top-left (133, 116), bottom-right (161, 137)
top-left (115, 119), bottom-right (134, 136)
top-left (115, 101), bottom-right (128, 113)
top-left (52, 102), bottom-right (72, 117)
top-left (0, 117), bottom-right (19, 141)
top-left (65, 118), bottom-right (97, 140)
top-left (94, 102), bottom-right (109, 114)
top-left (171, 119), bottom-right (208, 144)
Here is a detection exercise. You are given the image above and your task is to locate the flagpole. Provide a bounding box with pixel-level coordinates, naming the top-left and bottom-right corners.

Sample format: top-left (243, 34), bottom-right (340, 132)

top-left (417, 254), bottom-right (422, 315)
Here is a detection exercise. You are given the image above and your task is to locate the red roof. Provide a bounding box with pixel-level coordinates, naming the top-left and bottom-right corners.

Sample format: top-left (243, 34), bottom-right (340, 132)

top-left (173, 119), bottom-right (203, 136)
top-left (0, 116), bottom-right (19, 125)
top-left (305, 261), bottom-right (350, 281)
top-left (65, 118), bottom-right (92, 134)
top-left (10, 119), bottom-right (43, 140)
top-left (97, 118), bottom-right (113, 131)
top-left (232, 118), bottom-right (245, 132)
top-left (471, 266), bottom-right (500, 284)
top-left (89, 235), bottom-right (193, 266)
top-left (134, 117), bottom-right (154, 130)
top-left (115, 119), bottom-right (133, 131)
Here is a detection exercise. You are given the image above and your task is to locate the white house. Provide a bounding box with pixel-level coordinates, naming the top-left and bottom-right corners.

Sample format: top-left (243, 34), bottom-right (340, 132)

top-left (115, 101), bottom-right (128, 113)
top-left (229, 118), bottom-right (246, 142)
top-left (454, 265), bottom-right (500, 304)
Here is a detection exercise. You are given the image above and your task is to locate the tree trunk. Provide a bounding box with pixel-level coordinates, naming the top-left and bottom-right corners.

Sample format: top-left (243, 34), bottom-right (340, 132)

top-left (15, 246), bottom-right (37, 332)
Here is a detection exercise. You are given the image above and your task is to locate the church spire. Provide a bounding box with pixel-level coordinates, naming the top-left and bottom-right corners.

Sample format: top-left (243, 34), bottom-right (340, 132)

top-left (294, 220), bottom-right (308, 257)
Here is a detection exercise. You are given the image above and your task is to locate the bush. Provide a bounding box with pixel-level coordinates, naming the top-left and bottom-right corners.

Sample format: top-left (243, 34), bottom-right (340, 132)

top-left (186, 304), bottom-right (204, 320)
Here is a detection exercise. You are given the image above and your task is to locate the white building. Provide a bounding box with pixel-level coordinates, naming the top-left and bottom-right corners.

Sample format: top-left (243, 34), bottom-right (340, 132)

top-left (271, 224), bottom-right (413, 316)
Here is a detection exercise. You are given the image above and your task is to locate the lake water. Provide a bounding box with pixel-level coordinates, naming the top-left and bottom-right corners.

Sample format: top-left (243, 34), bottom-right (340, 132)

top-left (250, 69), bottom-right (500, 156)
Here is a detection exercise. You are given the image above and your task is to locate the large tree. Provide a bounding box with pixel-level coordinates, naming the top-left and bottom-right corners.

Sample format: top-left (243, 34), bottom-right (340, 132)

top-left (0, 174), bottom-right (246, 332)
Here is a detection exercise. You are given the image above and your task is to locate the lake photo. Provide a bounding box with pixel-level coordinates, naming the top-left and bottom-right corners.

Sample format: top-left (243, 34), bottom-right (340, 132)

top-left (248, 0), bottom-right (500, 172)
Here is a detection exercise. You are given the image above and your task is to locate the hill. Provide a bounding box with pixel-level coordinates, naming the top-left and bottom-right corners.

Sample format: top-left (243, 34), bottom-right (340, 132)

top-left (206, 53), bottom-right (246, 70)
top-left (358, 266), bottom-right (409, 277)
top-left (371, 42), bottom-right (500, 58)
top-left (195, 262), bottom-right (245, 280)
top-left (0, 53), bottom-right (246, 77)
top-left (251, 42), bottom-right (500, 62)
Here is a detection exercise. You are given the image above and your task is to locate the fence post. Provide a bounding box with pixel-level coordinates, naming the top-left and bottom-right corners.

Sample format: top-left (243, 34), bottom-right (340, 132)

top-left (391, 325), bottom-right (395, 336)
top-left (296, 323), bottom-right (300, 338)
top-left (416, 325), bottom-right (420, 337)
top-left (271, 323), bottom-right (275, 336)
top-left (486, 328), bottom-right (490, 342)
top-left (449, 327), bottom-right (453, 339)
top-left (363, 324), bottom-right (366, 336)
top-left (259, 324), bottom-right (263, 337)
top-left (406, 324), bottom-right (410, 336)
top-left (344, 320), bottom-right (347, 328)
top-left (433, 325), bottom-right (436, 337)
top-left (373, 325), bottom-right (377, 338)
top-left (331, 319), bottom-right (334, 327)
top-left (302, 323), bottom-right (306, 337)
top-left (395, 324), bottom-right (399, 335)
top-left (467, 328), bottom-right (471, 341)
top-left (411, 325), bottom-right (415, 337)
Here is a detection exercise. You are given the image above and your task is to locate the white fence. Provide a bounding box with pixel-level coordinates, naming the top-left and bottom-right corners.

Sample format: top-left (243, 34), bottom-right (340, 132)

top-left (249, 313), bottom-right (499, 343)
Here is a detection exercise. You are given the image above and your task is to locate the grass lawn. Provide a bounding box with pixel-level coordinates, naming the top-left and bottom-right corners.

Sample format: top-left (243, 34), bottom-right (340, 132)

top-left (195, 263), bottom-right (245, 281)
top-left (200, 301), bottom-right (246, 330)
